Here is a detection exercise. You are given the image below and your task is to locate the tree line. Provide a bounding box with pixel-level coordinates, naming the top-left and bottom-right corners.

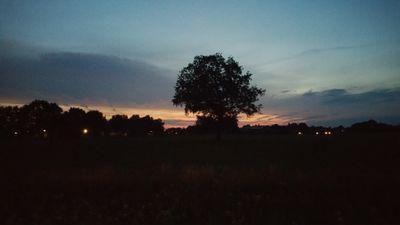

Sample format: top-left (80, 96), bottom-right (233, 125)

top-left (165, 119), bottom-right (400, 136)
top-left (0, 100), bottom-right (164, 138)
top-left (1, 100), bottom-right (398, 138)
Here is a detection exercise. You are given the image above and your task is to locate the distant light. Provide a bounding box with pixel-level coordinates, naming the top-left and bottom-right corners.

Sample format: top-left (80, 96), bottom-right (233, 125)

top-left (82, 128), bottom-right (89, 134)
top-left (315, 131), bottom-right (319, 135)
top-left (328, 131), bottom-right (332, 135)
top-left (14, 131), bottom-right (18, 135)
top-left (42, 129), bottom-right (47, 133)
top-left (297, 131), bottom-right (302, 135)
top-left (324, 131), bottom-right (328, 135)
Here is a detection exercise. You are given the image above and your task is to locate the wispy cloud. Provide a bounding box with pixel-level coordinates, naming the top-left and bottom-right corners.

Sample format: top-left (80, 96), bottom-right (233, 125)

top-left (302, 88), bottom-right (400, 105)
top-left (258, 43), bottom-right (377, 66)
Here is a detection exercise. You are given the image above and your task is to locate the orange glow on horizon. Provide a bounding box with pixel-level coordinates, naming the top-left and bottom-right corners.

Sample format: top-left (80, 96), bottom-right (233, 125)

top-left (91, 105), bottom-right (294, 128)
top-left (0, 100), bottom-right (297, 128)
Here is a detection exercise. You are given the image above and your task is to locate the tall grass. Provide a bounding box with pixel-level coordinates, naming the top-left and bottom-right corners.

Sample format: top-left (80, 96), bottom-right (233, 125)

top-left (1, 133), bottom-right (399, 224)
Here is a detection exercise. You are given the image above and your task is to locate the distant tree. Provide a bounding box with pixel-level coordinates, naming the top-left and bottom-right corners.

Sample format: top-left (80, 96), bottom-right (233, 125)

top-left (128, 115), bottom-right (164, 136)
top-left (172, 53), bottom-right (265, 139)
top-left (140, 115), bottom-right (164, 135)
top-left (19, 100), bottom-right (62, 136)
top-left (349, 120), bottom-right (394, 133)
top-left (0, 106), bottom-right (20, 137)
top-left (60, 107), bottom-right (87, 137)
top-left (85, 110), bottom-right (107, 136)
top-left (108, 114), bottom-right (129, 136)
top-left (127, 115), bottom-right (142, 136)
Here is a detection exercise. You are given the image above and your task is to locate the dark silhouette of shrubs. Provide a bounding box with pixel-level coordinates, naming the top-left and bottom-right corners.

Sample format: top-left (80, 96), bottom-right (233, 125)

top-left (240, 121), bottom-right (398, 135)
top-left (165, 127), bottom-right (187, 135)
top-left (348, 119), bottom-right (397, 133)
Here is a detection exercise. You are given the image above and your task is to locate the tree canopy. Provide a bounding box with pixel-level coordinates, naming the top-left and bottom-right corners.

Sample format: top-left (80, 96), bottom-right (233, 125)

top-left (173, 53), bottom-right (265, 126)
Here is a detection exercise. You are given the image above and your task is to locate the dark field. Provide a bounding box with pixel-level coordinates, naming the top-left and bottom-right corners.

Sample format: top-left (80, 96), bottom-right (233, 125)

top-left (1, 134), bottom-right (400, 225)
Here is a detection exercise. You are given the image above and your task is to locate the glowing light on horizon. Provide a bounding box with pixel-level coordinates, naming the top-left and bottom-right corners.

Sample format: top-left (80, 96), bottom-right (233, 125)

top-left (0, 100), bottom-right (297, 128)
top-left (82, 128), bottom-right (89, 134)
top-left (65, 104), bottom-right (294, 128)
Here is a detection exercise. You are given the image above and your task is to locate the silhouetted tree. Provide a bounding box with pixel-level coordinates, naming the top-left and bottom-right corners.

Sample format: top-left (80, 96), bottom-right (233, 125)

top-left (60, 107), bottom-right (87, 137)
top-left (140, 115), bottom-right (164, 135)
top-left (19, 100), bottom-right (62, 137)
top-left (127, 115), bottom-right (142, 136)
top-left (128, 115), bottom-right (164, 136)
top-left (172, 53), bottom-right (265, 140)
top-left (0, 106), bottom-right (20, 137)
top-left (108, 114), bottom-right (129, 136)
top-left (86, 110), bottom-right (107, 136)
top-left (349, 119), bottom-right (394, 133)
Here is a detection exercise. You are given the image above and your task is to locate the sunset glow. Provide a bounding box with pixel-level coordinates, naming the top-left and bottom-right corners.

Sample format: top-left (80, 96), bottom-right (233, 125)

top-left (0, 100), bottom-right (294, 128)
top-left (1, 1), bottom-right (399, 126)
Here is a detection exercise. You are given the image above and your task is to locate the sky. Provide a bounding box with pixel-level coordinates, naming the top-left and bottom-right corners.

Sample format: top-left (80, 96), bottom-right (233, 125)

top-left (1, 0), bottom-right (400, 127)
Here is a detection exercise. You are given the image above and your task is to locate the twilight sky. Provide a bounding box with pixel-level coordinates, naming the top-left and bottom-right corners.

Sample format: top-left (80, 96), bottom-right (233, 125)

top-left (1, 0), bottom-right (400, 127)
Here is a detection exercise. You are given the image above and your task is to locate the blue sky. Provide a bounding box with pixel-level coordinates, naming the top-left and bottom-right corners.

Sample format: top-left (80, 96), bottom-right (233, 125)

top-left (1, 0), bottom-right (400, 126)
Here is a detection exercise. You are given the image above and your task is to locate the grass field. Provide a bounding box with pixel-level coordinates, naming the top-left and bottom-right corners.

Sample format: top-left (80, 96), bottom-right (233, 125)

top-left (1, 133), bottom-right (400, 224)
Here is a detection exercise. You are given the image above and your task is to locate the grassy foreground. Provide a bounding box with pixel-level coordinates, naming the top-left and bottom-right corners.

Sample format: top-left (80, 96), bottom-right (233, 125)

top-left (1, 134), bottom-right (400, 225)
